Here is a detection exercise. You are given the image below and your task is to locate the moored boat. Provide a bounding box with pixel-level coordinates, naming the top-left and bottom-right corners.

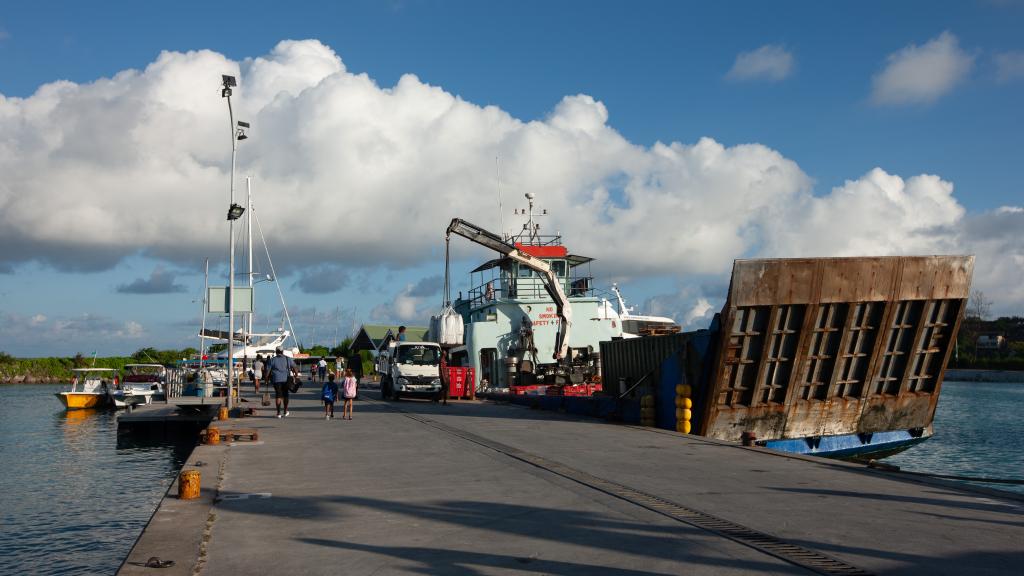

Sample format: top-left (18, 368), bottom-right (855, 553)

top-left (109, 364), bottom-right (167, 408)
top-left (56, 368), bottom-right (117, 410)
top-left (442, 193), bottom-right (622, 395)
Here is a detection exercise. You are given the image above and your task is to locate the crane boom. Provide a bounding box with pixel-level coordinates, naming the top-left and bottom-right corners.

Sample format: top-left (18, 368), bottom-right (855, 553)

top-left (446, 218), bottom-right (573, 360)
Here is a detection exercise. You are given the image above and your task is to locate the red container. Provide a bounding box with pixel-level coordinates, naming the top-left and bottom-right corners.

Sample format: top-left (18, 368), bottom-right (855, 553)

top-left (446, 367), bottom-right (475, 398)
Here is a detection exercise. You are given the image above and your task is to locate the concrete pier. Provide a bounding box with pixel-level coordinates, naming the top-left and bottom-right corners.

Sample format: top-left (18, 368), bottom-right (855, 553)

top-left (118, 385), bottom-right (1023, 575)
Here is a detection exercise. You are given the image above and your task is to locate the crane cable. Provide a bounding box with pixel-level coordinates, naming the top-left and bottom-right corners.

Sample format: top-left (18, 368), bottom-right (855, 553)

top-left (443, 234), bottom-right (451, 307)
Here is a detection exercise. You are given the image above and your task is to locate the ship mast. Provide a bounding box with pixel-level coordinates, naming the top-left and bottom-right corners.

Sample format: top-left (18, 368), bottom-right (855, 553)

top-left (514, 192), bottom-right (548, 244)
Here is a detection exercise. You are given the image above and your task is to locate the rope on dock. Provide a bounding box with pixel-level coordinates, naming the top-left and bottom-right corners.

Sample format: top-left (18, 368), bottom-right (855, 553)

top-left (867, 460), bottom-right (1024, 485)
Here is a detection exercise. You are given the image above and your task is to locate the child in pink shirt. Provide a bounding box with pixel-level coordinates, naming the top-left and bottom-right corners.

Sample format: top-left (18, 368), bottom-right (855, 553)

top-left (341, 369), bottom-right (357, 420)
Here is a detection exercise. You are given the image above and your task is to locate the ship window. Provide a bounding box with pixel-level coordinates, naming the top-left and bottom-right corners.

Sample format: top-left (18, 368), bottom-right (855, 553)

top-left (518, 265), bottom-right (534, 278)
top-left (551, 260), bottom-right (567, 277)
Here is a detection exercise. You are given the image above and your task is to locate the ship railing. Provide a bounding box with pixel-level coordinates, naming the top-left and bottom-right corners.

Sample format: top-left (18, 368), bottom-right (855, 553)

top-left (507, 233), bottom-right (563, 247)
top-left (467, 275), bottom-right (596, 308)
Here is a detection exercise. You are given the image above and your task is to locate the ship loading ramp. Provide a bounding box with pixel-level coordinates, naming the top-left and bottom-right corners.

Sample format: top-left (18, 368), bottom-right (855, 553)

top-left (597, 255), bottom-right (975, 458)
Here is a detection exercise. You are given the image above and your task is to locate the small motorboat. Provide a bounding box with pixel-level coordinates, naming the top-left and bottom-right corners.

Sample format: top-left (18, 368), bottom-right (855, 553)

top-left (110, 364), bottom-right (167, 408)
top-left (56, 368), bottom-right (117, 410)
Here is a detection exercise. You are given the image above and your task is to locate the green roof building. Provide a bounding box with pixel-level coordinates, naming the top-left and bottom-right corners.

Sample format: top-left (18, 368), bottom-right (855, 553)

top-left (351, 324), bottom-right (429, 353)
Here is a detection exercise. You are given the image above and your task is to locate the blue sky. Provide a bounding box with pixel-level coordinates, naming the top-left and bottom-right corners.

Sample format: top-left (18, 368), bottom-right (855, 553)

top-left (1, 1), bottom-right (1022, 356)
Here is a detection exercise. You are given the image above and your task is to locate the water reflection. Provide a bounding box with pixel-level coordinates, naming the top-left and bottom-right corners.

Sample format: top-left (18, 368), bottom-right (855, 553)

top-left (1, 384), bottom-right (191, 575)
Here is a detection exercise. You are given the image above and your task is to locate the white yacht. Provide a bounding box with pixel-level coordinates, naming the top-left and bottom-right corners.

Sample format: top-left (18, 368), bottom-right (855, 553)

top-left (109, 364), bottom-right (167, 408)
top-left (610, 284), bottom-right (680, 337)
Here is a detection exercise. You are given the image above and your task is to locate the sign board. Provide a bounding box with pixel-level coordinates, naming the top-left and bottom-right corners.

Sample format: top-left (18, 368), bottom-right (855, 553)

top-left (207, 286), bottom-right (254, 314)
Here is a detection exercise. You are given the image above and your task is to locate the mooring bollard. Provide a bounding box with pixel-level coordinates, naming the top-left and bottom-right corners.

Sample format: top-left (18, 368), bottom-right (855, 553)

top-left (741, 431), bottom-right (757, 446)
top-left (218, 406), bottom-right (228, 421)
top-left (179, 470), bottom-right (201, 499)
top-left (205, 426), bottom-right (220, 445)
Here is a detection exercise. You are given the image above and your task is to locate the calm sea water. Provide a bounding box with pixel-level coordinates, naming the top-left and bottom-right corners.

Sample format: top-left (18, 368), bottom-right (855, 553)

top-left (0, 381), bottom-right (1021, 575)
top-left (885, 380), bottom-right (1024, 494)
top-left (0, 384), bottom-right (190, 576)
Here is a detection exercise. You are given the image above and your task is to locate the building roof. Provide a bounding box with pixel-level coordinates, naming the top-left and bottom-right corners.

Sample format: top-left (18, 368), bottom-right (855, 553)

top-left (351, 324), bottom-right (430, 352)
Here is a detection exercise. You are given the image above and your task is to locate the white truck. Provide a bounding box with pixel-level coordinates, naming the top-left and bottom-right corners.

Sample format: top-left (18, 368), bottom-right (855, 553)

top-left (379, 341), bottom-right (443, 401)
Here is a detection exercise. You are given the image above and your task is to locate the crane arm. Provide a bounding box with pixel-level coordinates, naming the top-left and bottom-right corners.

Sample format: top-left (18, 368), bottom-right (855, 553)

top-left (446, 218), bottom-right (572, 360)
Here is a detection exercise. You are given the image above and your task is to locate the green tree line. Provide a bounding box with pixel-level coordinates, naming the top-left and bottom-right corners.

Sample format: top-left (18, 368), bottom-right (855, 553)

top-left (0, 347), bottom-right (199, 382)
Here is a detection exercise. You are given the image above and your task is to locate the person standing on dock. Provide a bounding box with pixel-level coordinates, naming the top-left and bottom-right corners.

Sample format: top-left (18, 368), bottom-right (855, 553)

top-left (318, 357), bottom-right (327, 383)
top-left (252, 355), bottom-right (264, 394)
top-left (269, 347), bottom-right (298, 418)
top-left (341, 368), bottom-right (357, 420)
top-left (321, 372), bottom-right (339, 420)
top-left (434, 349), bottom-right (449, 406)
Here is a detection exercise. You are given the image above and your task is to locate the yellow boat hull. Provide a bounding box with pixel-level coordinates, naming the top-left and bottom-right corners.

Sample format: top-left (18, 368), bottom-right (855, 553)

top-left (56, 392), bottom-right (106, 410)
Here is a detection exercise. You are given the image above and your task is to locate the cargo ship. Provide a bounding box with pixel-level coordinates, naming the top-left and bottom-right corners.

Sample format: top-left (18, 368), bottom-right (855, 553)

top-left (436, 195), bottom-right (974, 459)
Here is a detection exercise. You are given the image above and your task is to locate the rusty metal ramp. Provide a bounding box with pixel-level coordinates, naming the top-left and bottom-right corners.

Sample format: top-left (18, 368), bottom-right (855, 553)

top-left (699, 255), bottom-right (974, 443)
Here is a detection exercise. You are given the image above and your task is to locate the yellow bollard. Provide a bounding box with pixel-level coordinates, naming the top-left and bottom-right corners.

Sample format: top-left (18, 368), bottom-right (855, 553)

top-left (178, 470), bottom-right (201, 499)
top-left (204, 426), bottom-right (221, 445)
top-left (218, 406), bottom-right (228, 421)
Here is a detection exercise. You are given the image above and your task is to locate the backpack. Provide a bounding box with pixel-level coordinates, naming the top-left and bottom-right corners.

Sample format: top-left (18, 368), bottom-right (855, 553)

top-left (321, 382), bottom-right (335, 402)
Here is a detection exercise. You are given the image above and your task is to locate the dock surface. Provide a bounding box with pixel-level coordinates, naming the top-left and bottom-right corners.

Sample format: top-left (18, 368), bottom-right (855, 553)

top-left (119, 387), bottom-right (1023, 575)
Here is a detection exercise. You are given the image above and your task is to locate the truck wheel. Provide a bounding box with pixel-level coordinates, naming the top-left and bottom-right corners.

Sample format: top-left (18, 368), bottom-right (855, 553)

top-left (393, 392), bottom-right (401, 401)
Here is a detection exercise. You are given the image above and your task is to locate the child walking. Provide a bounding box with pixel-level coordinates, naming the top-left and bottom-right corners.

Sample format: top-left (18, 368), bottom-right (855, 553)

top-left (321, 373), bottom-right (339, 420)
top-left (341, 368), bottom-right (357, 420)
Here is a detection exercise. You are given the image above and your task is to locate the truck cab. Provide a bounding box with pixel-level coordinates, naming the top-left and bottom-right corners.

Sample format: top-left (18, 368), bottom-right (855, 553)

top-left (379, 341), bottom-right (443, 401)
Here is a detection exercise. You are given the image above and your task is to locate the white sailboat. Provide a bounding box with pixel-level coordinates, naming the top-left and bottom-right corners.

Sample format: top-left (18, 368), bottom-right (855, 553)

top-left (198, 177), bottom-right (300, 364)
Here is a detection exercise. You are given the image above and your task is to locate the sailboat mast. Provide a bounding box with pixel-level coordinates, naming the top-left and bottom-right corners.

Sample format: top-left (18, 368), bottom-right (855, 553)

top-left (199, 257), bottom-right (209, 369)
top-left (246, 176), bottom-right (254, 362)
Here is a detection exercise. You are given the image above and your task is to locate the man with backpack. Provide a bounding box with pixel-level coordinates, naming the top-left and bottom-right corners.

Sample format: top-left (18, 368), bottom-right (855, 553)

top-left (268, 347), bottom-right (298, 418)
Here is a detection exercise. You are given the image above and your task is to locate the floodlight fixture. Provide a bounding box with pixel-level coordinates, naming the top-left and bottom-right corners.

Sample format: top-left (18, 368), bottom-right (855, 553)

top-left (227, 203), bottom-right (246, 221)
top-left (236, 120), bottom-right (250, 141)
top-left (221, 75), bottom-right (236, 98)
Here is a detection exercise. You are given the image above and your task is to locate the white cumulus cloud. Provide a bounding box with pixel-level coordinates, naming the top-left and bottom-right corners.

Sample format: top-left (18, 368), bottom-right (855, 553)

top-left (0, 38), bottom-right (1020, 327)
top-left (871, 31), bottom-right (975, 105)
top-left (726, 45), bottom-right (795, 82)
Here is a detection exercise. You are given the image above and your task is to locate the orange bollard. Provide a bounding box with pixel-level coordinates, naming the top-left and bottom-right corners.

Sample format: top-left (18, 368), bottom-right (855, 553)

top-left (178, 470), bottom-right (201, 499)
top-left (218, 406), bottom-right (229, 421)
top-left (204, 426), bottom-right (221, 445)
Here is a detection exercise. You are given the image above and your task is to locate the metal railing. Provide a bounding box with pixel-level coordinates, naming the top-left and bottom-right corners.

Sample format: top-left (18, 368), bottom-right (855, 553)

top-left (467, 276), bottom-right (596, 308)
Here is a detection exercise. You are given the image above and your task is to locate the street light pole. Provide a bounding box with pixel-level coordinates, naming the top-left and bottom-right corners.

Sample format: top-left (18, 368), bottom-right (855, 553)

top-left (221, 75), bottom-right (246, 411)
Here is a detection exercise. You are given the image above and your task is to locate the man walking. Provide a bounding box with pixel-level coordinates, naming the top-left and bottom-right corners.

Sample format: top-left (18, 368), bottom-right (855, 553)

top-left (318, 356), bottom-right (328, 384)
top-left (268, 347), bottom-right (298, 418)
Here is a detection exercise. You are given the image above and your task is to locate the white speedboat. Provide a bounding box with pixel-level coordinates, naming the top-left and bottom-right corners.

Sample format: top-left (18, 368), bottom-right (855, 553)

top-left (109, 364), bottom-right (167, 408)
top-left (56, 368), bottom-right (117, 410)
